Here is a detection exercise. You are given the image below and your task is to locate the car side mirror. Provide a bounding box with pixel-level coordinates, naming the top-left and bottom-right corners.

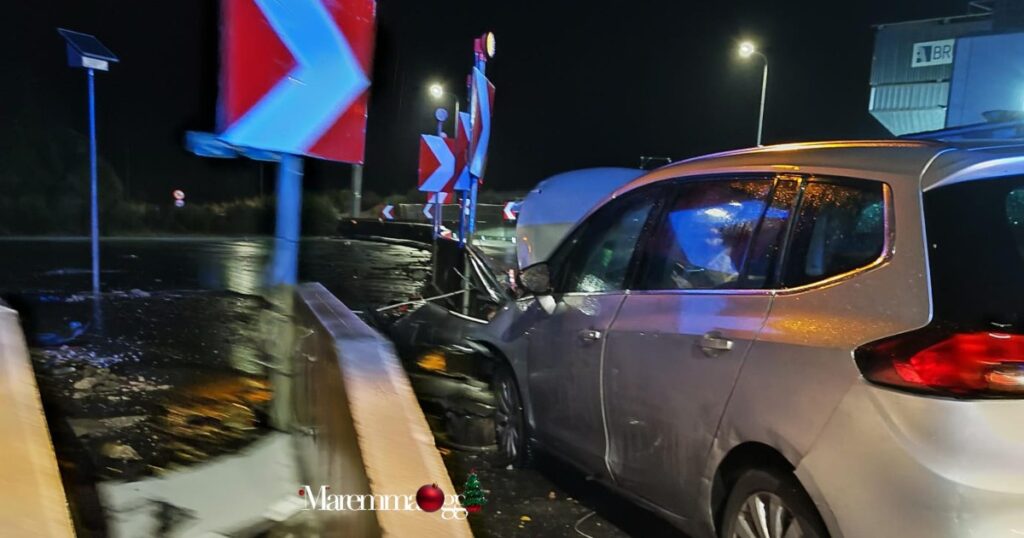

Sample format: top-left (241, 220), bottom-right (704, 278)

top-left (518, 263), bottom-right (552, 295)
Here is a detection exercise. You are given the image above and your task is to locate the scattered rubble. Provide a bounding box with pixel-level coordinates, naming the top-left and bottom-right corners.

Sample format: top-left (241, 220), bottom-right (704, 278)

top-left (73, 376), bottom-right (98, 390)
top-left (101, 442), bottom-right (142, 461)
top-left (28, 290), bottom-right (274, 483)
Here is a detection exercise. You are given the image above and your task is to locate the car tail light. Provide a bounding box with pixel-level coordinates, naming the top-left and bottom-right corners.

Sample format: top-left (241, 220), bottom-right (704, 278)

top-left (855, 331), bottom-right (1024, 398)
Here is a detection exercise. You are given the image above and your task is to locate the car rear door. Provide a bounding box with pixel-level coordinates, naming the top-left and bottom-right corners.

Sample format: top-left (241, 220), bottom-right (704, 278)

top-left (601, 176), bottom-right (798, 516)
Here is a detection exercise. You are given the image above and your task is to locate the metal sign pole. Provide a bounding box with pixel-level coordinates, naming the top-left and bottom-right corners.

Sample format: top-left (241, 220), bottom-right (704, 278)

top-left (462, 62), bottom-right (475, 314)
top-left (433, 119), bottom-right (444, 240)
top-left (431, 192), bottom-right (441, 291)
top-left (460, 189), bottom-right (471, 314)
top-left (436, 192), bottom-right (444, 236)
top-left (460, 35), bottom-right (492, 314)
top-left (467, 59), bottom-right (484, 240)
top-left (350, 164), bottom-right (363, 217)
top-left (86, 67), bottom-right (101, 297)
top-left (270, 154), bottom-right (304, 286)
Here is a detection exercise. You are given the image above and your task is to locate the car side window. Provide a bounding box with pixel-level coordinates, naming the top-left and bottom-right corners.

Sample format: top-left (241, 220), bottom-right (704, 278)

top-left (781, 180), bottom-right (885, 288)
top-left (556, 188), bottom-right (660, 293)
top-left (635, 179), bottom-right (773, 290)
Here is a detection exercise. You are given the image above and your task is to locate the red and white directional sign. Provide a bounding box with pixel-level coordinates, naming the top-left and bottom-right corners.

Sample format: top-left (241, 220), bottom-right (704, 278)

top-left (503, 201), bottom-right (520, 221)
top-left (427, 192), bottom-right (451, 204)
top-left (453, 111), bottom-right (473, 191)
top-left (218, 0), bottom-right (376, 164)
top-left (380, 204), bottom-right (394, 220)
top-left (418, 135), bottom-right (457, 193)
top-left (468, 67), bottom-right (495, 178)
top-left (422, 192), bottom-right (450, 221)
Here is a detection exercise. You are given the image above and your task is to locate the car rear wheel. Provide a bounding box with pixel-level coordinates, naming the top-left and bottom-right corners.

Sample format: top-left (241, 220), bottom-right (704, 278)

top-left (719, 468), bottom-right (829, 538)
top-left (491, 362), bottom-right (529, 467)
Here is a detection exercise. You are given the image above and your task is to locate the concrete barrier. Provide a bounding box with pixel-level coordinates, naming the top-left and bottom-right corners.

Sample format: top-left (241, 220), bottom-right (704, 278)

top-left (291, 283), bottom-right (472, 538)
top-left (0, 303), bottom-right (75, 537)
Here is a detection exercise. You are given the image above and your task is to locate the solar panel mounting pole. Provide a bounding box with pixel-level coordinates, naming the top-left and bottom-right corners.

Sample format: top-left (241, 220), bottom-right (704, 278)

top-left (87, 67), bottom-right (100, 296)
top-left (57, 29), bottom-right (119, 298)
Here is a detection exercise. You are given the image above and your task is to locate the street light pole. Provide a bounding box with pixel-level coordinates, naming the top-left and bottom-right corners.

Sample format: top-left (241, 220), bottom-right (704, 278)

top-left (757, 56), bottom-right (768, 147)
top-left (453, 98), bottom-right (460, 139)
top-left (739, 41), bottom-right (768, 147)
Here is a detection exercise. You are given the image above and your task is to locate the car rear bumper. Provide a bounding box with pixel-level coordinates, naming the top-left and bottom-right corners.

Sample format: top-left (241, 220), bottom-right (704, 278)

top-left (799, 381), bottom-right (1024, 538)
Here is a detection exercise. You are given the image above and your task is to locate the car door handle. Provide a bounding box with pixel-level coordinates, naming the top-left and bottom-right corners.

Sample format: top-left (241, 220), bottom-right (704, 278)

top-left (699, 332), bottom-right (734, 355)
top-left (578, 329), bottom-right (603, 342)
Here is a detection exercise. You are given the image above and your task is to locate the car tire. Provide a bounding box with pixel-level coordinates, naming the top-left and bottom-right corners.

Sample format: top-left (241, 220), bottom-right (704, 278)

top-left (490, 362), bottom-right (531, 468)
top-left (719, 467), bottom-right (829, 538)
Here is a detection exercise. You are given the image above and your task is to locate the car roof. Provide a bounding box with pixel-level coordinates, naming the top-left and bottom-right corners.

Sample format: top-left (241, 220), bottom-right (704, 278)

top-left (613, 139), bottom-right (1024, 197)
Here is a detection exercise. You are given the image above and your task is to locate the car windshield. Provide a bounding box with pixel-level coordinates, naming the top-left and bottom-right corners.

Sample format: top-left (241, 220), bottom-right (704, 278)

top-left (924, 175), bottom-right (1024, 329)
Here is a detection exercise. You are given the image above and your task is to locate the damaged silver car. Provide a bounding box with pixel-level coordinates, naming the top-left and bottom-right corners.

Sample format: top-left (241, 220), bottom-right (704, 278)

top-left (397, 143), bottom-right (1024, 538)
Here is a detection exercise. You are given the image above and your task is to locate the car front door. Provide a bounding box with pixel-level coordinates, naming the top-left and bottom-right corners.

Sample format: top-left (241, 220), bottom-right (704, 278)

top-left (602, 177), bottom-right (798, 516)
top-left (526, 185), bottom-right (663, 473)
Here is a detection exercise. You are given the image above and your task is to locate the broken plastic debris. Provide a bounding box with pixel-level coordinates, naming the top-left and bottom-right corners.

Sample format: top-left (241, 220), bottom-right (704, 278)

top-left (73, 376), bottom-right (98, 390)
top-left (101, 442), bottom-right (142, 461)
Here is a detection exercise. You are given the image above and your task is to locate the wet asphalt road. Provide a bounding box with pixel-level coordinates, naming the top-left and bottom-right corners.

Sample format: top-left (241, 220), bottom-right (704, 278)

top-left (1, 236), bottom-right (689, 538)
top-left (0, 237), bottom-right (431, 309)
top-left (446, 451), bottom-right (686, 538)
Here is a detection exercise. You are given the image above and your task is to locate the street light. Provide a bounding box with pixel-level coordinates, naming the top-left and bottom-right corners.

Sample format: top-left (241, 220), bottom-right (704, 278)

top-left (429, 83), bottom-right (444, 100)
top-left (738, 41), bottom-right (768, 146)
top-left (426, 82), bottom-right (460, 138)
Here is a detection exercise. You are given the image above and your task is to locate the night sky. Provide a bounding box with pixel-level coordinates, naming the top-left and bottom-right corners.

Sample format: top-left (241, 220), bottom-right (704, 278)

top-left (0, 0), bottom-right (966, 203)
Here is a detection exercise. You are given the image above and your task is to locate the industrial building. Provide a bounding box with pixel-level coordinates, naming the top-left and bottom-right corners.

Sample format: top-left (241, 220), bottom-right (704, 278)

top-left (870, 0), bottom-right (1024, 136)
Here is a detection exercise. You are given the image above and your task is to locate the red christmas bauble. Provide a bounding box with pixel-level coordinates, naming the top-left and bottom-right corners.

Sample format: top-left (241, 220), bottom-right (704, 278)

top-left (466, 504), bottom-right (482, 513)
top-left (416, 483), bottom-right (445, 512)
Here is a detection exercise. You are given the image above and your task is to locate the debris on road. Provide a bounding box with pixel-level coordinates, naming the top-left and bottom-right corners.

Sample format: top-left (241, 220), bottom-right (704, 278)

top-left (28, 291), bottom-right (275, 485)
top-left (101, 442), bottom-right (141, 461)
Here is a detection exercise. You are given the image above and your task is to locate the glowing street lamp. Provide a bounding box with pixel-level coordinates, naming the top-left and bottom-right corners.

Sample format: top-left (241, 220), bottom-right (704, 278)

top-left (739, 41), bottom-right (756, 58)
top-left (479, 31), bottom-right (496, 59)
top-left (427, 82), bottom-right (461, 138)
top-left (428, 83), bottom-right (444, 100)
top-left (738, 41), bottom-right (768, 146)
